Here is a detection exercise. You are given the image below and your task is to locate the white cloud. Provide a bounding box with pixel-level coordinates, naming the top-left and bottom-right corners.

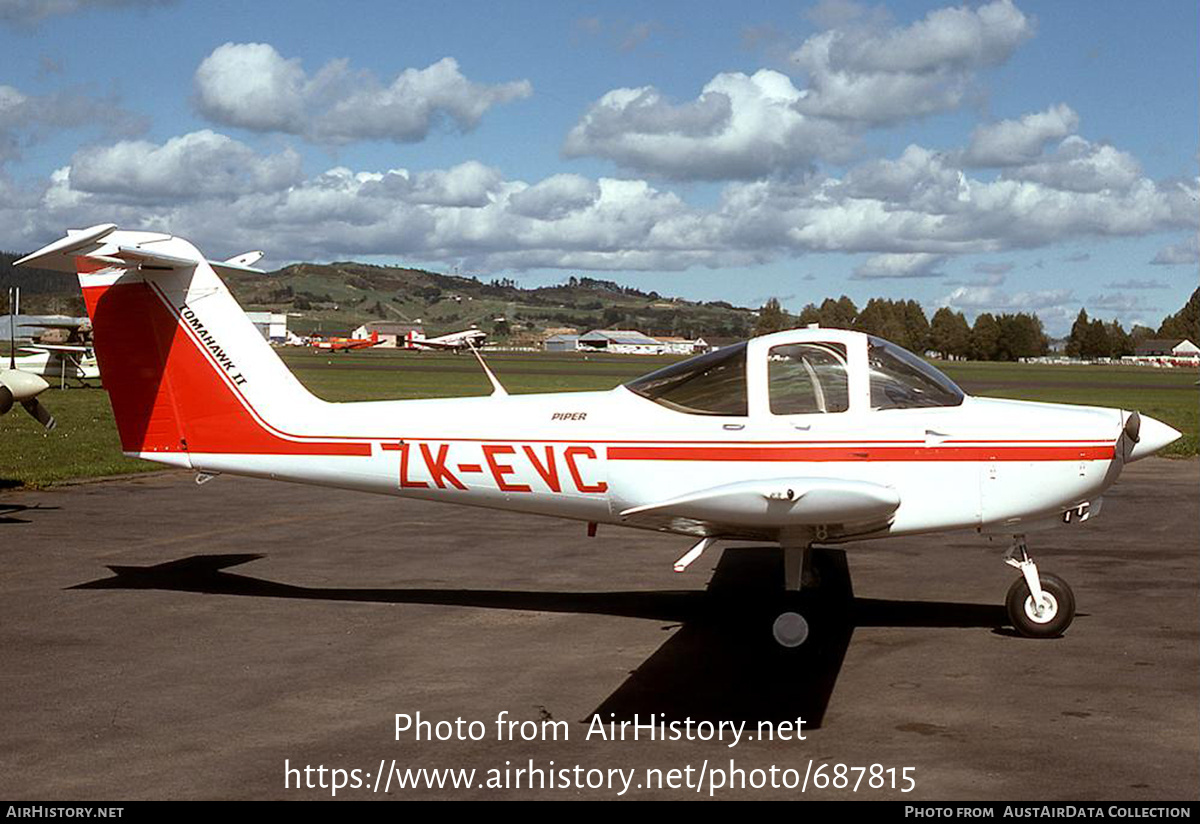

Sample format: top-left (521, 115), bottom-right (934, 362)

top-left (963, 104), bottom-right (1078, 167)
top-left (6, 118), bottom-right (1195, 284)
top-left (1105, 279), bottom-right (1168, 290)
top-left (940, 285), bottom-right (1074, 312)
top-left (507, 174), bottom-right (600, 219)
top-left (360, 161), bottom-right (506, 208)
top-left (1150, 233), bottom-right (1199, 265)
top-left (1005, 136), bottom-right (1142, 192)
top-left (944, 261), bottom-right (1011, 287)
top-left (790, 0), bottom-right (1033, 125)
top-left (852, 252), bottom-right (946, 279)
top-left (567, 0), bottom-right (1036, 180)
top-left (194, 43), bottom-right (531, 145)
top-left (1088, 293), bottom-right (1154, 312)
top-left (0, 0), bottom-right (172, 25)
top-left (837, 144), bottom-right (966, 210)
top-left (0, 83), bottom-right (146, 165)
top-left (192, 43), bottom-right (307, 133)
top-left (68, 130), bottom-right (303, 200)
top-left (563, 69), bottom-right (853, 180)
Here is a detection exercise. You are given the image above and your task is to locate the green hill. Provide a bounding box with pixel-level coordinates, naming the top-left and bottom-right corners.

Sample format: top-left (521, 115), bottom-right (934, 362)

top-left (2, 251), bottom-right (756, 342)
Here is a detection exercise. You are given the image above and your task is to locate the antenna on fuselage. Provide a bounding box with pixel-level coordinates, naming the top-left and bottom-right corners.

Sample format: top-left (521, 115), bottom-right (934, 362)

top-left (466, 340), bottom-right (508, 397)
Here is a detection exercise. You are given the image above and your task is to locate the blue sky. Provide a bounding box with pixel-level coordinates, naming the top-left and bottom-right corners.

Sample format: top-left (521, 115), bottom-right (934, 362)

top-left (0, 0), bottom-right (1195, 335)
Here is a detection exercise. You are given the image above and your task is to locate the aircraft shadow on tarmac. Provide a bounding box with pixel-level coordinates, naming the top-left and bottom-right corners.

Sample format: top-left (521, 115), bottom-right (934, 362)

top-left (72, 548), bottom-right (1006, 728)
top-left (0, 502), bottom-right (59, 524)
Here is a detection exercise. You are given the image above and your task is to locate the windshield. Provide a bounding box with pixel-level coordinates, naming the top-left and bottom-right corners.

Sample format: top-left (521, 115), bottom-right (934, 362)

top-left (625, 342), bottom-right (748, 416)
top-left (868, 336), bottom-right (964, 409)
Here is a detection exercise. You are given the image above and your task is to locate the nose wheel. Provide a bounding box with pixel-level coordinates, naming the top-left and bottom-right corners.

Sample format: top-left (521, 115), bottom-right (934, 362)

top-left (1004, 536), bottom-right (1075, 638)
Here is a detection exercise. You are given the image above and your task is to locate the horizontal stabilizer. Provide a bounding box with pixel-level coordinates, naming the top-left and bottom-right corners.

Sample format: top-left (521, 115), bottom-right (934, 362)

top-left (222, 251), bottom-right (264, 269)
top-left (14, 223), bottom-right (118, 272)
top-left (15, 226), bottom-right (264, 276)
top-left (620, 477), bottom-right (900, 531)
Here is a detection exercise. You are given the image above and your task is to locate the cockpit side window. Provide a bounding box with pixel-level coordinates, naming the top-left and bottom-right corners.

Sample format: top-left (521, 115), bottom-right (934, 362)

top-left (769, 342), bottom-right (849, 415)
top-left (868, 336), bottom-right (965, 409)
top-left (625, 342), bottom-right (747, 416)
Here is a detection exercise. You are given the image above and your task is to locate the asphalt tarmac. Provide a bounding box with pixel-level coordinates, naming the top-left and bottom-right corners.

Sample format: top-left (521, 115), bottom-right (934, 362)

top-left (1, 458), bottom-right (1196, 800)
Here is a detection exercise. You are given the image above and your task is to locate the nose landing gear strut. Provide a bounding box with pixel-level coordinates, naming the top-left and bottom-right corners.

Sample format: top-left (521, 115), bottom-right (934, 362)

top-left (1004, 535), bottom-right (1076, 638)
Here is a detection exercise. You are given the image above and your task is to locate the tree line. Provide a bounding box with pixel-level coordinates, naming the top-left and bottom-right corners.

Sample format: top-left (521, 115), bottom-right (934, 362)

top-left (1065, 287), bottom-right (1200, 359)
top-left (755, 286), bottom-right (1199, 362)
top-left (754, 296), bottom-right (1047, 361)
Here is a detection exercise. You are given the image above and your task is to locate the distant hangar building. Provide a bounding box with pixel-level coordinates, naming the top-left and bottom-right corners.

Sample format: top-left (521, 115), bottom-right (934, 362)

top-left (244, 311), bottom-right (289, 344)
top-left (544, 334), bottom-right (581, 352)
top-left (578, 329), bottom-right (664, 354)
top-left (543, 329), bottom-right (712, 355)
top-left (351, 321), bottom-right (425, 348)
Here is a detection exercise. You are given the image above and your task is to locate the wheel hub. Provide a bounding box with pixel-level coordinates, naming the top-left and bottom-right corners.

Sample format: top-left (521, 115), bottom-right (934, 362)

top-left (1024, 592), bottom-right (1059, 624)
top-left (772, 612), bottom-right (810, 647)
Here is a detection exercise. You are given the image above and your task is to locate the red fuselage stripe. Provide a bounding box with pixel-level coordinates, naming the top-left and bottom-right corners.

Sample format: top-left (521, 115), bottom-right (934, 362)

top-left (606, 445), bottom-right (1116, 462)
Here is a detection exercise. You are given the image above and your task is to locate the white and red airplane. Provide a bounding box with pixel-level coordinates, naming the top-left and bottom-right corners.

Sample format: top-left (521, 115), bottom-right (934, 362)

top-left (17, 225), bottom-right (1181, 644)
top-left (404, 327), bottom-right (487, 351)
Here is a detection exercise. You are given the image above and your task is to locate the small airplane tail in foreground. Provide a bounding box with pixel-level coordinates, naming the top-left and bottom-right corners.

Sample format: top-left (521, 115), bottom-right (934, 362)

top-left (15, 224), bottom-right (327, 463)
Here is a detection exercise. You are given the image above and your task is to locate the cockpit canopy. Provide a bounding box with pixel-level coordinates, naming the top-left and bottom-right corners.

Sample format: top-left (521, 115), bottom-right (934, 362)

top-left (625, 329), bottom-right (964, 416)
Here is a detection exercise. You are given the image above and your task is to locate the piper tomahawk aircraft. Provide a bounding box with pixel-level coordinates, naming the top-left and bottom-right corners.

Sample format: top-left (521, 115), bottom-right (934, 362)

top-left (17, 225), bottom-right (1181, 644)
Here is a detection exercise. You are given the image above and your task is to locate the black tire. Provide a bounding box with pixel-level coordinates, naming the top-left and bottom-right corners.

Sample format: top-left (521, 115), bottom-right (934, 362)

top-left (1006, 572), bottom-right (1075, 638)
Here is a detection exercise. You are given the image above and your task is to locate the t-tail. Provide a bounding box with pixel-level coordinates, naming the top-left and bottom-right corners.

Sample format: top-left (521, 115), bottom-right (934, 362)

top-left (14, 224), bottom-right (368, 472)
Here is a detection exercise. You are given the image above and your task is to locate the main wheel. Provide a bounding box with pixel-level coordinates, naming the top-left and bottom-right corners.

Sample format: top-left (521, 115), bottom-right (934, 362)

top-left (772, 611), bottom-right (810, 647)
top-left (1006, 572), bottom-right (1075, 638)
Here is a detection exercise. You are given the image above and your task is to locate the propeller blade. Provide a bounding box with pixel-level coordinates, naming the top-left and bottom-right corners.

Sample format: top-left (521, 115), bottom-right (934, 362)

top-left (0, 385), bottom-right (12, 415)
top-left (20, 398), bottom-right (56, 430)
top-left (1123, 410), bottom-right (1141, 444)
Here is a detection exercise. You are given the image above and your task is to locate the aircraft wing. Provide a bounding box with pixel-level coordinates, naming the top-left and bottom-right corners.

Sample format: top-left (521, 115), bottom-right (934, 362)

top-left (24, 320), bottom-right (91, 331)
top-left (618, 477), bottom-right (900, 540)
top-left (20, 344), bottom-right (91, 354)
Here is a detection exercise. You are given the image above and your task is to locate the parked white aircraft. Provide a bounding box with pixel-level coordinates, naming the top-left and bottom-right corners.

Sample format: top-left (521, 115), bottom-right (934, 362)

top-left (405, 328), bottom-right (488, 351)
top-left (17, 225), bottom-right (1181, 643)
top-left (10, 345), bottom-right (99, 386)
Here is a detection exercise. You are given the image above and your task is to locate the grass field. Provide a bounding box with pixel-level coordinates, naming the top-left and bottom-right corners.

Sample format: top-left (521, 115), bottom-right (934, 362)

top-left (1, 348), bottom-right (1195, 488)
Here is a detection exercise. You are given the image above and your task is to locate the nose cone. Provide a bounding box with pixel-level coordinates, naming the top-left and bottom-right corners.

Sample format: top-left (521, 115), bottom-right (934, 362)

top-left (1127, 414), bottom-right (1182, 462)
top-left (1, 369), bottom-right (50, 400)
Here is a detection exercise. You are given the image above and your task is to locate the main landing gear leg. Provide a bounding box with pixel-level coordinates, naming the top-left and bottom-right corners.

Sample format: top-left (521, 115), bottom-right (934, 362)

top-left (773, 545), bottom-right (812, 648)
top-left (1004, 535), bottom-right (1076, 638)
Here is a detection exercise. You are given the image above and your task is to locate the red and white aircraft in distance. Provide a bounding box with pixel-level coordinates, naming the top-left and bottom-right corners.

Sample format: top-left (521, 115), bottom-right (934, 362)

top-left (310, 330), bottom-right (379, 352)
top-left (17, 225), bottom-right (1182, 645)
top-left (403, 327), bottom-right (487, 352)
